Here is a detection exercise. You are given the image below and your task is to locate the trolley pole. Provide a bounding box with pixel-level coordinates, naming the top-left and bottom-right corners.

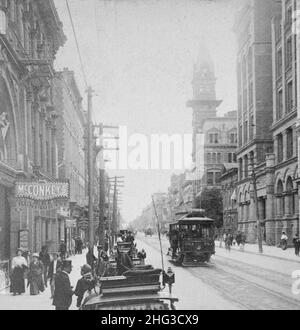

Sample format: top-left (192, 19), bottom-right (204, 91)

top-left (250, 154), bottom-right (263, 254)
top-left (87, 86), bottom-right (95, 248)
top-left (98, 124), bottom-right (106, 248)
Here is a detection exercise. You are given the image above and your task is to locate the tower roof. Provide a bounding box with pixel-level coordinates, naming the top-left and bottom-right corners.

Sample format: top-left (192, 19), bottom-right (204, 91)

top-left (194, 44), bottom-right (215, 77)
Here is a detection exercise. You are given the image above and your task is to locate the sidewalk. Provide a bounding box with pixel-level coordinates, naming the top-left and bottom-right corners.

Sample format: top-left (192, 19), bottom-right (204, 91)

top-left (216, 241), bottom-right (300, 263)
top-left (0, 250), bottom-right (87, 310)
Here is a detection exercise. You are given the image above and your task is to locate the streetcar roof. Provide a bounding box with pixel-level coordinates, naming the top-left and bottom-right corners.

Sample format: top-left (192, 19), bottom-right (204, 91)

top-left (170, 216), bottom-right (214, 225)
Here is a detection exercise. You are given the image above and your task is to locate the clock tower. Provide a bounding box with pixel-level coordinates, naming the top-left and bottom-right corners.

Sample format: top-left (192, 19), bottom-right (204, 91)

top-left (187, 45), bottom-right (222, 161)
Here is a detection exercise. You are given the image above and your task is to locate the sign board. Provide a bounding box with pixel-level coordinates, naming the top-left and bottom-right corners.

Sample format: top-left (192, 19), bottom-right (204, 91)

top-left (15, 181), bottom-right (70, 201)
top-left (19, 230), bottom-right (29, 251)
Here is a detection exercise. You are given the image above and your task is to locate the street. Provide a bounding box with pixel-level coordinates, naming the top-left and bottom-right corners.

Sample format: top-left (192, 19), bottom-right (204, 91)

top-left (1, 236), bottom-right (300, 310)
top-left (136, 234), bottom-right (300, 310)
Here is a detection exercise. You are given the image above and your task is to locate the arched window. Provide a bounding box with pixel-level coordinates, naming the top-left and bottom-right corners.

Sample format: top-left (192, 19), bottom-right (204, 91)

top-left (286, 176), bottom-right (295, 215)
top-left (276, 180), bottom-right (284, 216)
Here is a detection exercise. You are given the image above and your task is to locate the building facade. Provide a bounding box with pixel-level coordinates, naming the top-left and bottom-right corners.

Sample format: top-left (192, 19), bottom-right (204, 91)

top-left (53, 69), bottom-right (88, 249)
top-left (0, 0), bottom-right (66, 261)
top-left (187, 45), bottom-right (238, 200)
top-left (234, 0), bottom-right (300, 245)
top-left (219, 164), bottom-right (238, 233)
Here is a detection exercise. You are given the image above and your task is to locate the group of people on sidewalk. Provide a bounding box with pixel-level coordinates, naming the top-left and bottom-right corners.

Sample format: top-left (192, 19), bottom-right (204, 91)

top-left (10, 245), bottom-right (66, 297)
top-left (222, 231), bottom-right (247, 252)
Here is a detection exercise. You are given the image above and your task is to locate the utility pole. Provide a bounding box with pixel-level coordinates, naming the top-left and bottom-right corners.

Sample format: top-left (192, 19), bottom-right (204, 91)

top-left (250, 154), bottom-right (263, 254)
top-left (87, 86), bottom-right (95, 247)
top-left (98, 123), bottom-right (106, 247)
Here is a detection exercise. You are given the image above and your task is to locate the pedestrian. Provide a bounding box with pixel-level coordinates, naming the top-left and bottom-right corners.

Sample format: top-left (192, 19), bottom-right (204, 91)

top-left (39, 245), bottom-right (50, 288)
top-left (53, 260), bottom-right (73, 310)
top-left (10, 248), bottom-right (28, 296)
top-left (71, 238), bottom-right (76, 256)
top-left (96, 245), bottom-right (109, 277)
top-left (86, 245), bottom-right (97, 272)
top-left (48, 252), bottom-right (62, 299)
top-left (240, 232), bottom-right (246, 251)
top-left (293, 233), bottom-right (300, 256)
top-left (225, 233), bottom-right (232, 252)
top-left (137, 249), bottom-right (147, 265)
top-left (28, 253), bottom-right (45, 295)
top-left (281, 232), bottom-right (288, 250)
top-left (59, 240), bottom-right (67, 260)
top-left (74, 264), bottom-right (96, 309)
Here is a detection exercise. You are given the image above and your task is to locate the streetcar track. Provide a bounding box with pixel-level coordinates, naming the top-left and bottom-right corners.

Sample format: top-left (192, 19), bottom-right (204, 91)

top-left (139, 236), bottom-right (300, 310)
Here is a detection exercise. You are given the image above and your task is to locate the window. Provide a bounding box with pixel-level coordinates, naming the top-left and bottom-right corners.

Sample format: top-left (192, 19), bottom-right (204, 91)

top-left (215, 172), bottom-right (221, 184)
top-left (277, 134), bottom-right (283, 163)
top-left (228, 153), bottom-right (232, 163)
top-left (212, 153), bottom-right (216, 164)
top-left (239, 159), bottom-right (243, 180)
top-left (286, 128), bottom-right (293, 159)
top-left (249, 115), bottom-right (254, 140)
top-left (239, 124), bottom-right (242, 146)
top-left (286, 177), bottom-right (295, 215)
top-left (286, 37), bottom-right (292, 69)
top-left (249, 81), bottom-right (253, 107)
top-left (276, 180), bottom-right (285, 216)
top-left (277, 49), bottom-right (282, 77)
top-left (209, 133), bottom-right (219, 144)
top-left (217, 153), bottom-right (222, 164)
top-left (286, 81), bottom-right (294, 112)
top-left (244, 121), bottom-right (248, 144)
top-left (207, 172), bottom-right (214, 185)
top-left (244, 155), bottom-right (248, 178)
top-left (286, 6), bottom-right (293, 26)
top-left (233, 153), bottom-right (237, 162)
top-left (230, 133), bottom-right (237, 144)
top-left (277, 90), bottom-right (283, 119)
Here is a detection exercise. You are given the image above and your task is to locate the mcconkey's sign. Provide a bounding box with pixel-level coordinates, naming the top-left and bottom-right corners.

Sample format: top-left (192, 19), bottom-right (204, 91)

top-left (15, 181), bottom-right (70, 201)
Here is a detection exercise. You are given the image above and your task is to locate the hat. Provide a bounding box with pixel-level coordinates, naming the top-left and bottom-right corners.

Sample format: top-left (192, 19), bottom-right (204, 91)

top-left (62, 260), bottom-right (72, 268)
top-left (16, 248), bottom-right (23, 253)
top-left (81, 264), bottom-right (92, 274)
top-left (32, 253), bottom-right (39, 258)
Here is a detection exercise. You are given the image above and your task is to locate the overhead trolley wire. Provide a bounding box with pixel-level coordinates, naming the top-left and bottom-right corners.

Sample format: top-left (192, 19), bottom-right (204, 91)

top-left (65, 0), bottom-right (89, 89)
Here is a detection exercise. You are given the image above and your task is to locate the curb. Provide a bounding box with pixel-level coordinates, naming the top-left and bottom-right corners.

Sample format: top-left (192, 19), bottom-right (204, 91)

top-left (216, 244), bottom-right (300, 264)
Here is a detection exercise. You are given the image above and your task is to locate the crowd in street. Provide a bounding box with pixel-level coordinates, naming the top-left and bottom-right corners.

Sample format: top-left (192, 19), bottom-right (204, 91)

top-left (8, 231), bottom-right (148, 310)
top-left (9, 236), bottom-right (90, 310)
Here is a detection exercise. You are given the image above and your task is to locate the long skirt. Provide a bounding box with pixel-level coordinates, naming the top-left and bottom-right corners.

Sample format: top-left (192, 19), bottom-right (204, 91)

top-left (10, 267), bottom-right (25, 294)
top-left (29, 275), bottom-right (45, 295)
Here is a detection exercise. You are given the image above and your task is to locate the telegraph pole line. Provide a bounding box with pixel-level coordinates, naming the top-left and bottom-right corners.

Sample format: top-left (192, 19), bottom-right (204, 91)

top-left (250, 154), bottom-right (263, 254)
top-left (87, 86), bottom-right (95, 248)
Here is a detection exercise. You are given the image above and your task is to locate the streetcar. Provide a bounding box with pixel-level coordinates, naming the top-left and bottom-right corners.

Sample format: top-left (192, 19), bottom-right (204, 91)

top-left (168, 209), bottom-right (215, 266)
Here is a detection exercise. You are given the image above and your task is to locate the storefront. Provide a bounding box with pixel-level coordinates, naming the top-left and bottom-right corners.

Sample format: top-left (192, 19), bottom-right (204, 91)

top-left (14, 180), bottom-right (70, 255)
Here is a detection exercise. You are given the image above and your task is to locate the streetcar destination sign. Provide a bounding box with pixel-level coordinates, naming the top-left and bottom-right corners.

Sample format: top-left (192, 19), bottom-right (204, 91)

top-left (15, 181), bottom-right (70, 201)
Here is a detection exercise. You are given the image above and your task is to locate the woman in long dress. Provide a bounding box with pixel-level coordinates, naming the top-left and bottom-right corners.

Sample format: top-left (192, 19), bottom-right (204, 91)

top-left (10, 249), bottom-right (27, 295)
top-left (28, 253), bottom-right (45, 295)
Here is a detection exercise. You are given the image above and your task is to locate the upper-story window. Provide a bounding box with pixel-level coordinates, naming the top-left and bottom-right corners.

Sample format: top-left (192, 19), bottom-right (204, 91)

top-left (244, 120), bottom-right (248, 144)
top-left (230, 133), bottom-right (238, 144)
top-left (277, 48), bottom-right (282, 78)
top-left (277, 133), bottom-right (283, 163)
top-left (286, 80), bottom-right (294, 112)
top-left (286, 6), bottom-right (293, 26)
top-left (286, 128), bottom-right (293, 159)
top-left (286, 36), bottom-right (293, 69)
top-left (209, 133), bottom-right (219, 144)
top-left (277, 90), bottom-right (283, 120)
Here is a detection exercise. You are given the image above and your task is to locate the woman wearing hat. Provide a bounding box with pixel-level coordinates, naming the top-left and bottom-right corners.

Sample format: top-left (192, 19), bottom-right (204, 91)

top-left (10, 249), bottom-right (28, 296)
top-left (28, 253), bottom-right (45, 295)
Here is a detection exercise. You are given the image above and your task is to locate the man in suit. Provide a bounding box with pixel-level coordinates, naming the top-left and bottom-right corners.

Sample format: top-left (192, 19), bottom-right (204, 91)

top-left (48, 253), bottom-right (62, 299)
top-left (53, 260), bottom-right (73, 310)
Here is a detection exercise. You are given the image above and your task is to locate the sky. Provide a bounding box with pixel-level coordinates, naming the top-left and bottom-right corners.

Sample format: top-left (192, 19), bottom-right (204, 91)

top-left (53, 0), bottom-right (237, 223)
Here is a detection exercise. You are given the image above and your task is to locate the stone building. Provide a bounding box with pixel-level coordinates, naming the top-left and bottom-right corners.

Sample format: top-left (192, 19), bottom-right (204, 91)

top-left (0, 0), bottom-right (66, 261)
top-left (187, 45), bottom-right (238, 199)
top-left (219, 164), bottom-right (238, 233)
top-left (53, 69), bottom-right (88, 249)
top-left (234, 0), bottom-right (300, 245)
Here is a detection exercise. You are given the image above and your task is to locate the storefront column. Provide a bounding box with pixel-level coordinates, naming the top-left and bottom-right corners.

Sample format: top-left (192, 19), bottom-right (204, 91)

top-left (34, 105), bottom-right (41, 167)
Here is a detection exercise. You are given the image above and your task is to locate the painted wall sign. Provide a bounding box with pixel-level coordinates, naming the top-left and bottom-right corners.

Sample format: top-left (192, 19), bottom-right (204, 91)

top-left (15, 181), bottom-right (70, 201)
